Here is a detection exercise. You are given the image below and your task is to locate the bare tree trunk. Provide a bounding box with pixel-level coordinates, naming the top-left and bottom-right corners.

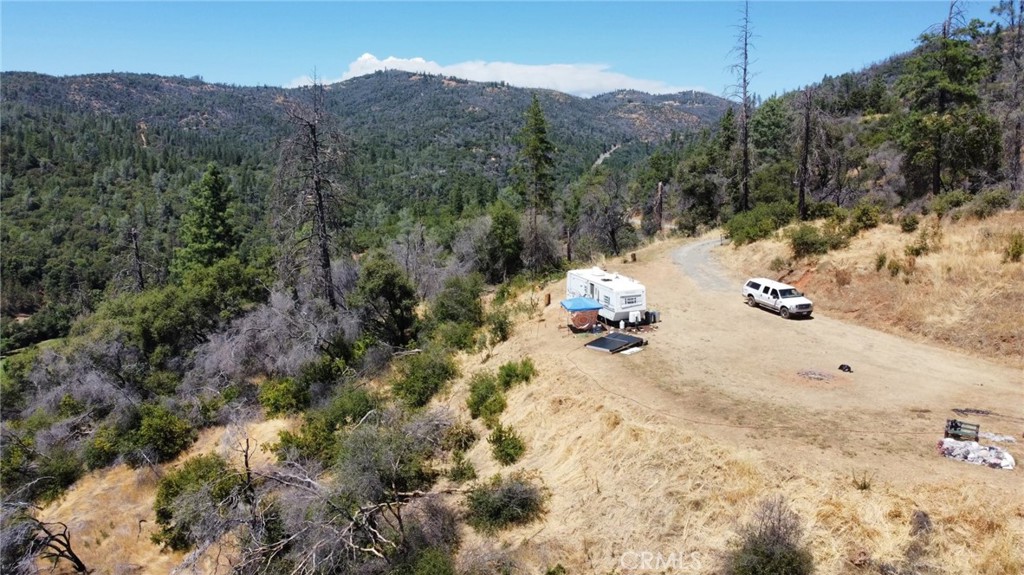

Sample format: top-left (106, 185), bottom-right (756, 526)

top-left (732, 0), bottom-right (753, 212)
top-left (798, 88), bottom-right (813, 220)
top-left (278, 79), bottom-right (349, 309)
top-left (655, 181), bottom-right (664, 232)
top-left (34, 521), bottom-right (89, 573)
top-left (129, 227), bottom-right (145, 291)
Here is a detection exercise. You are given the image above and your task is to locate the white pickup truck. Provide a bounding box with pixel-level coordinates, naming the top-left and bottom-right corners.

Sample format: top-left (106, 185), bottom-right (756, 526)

top-left (742, 278), bottom-right (813, 319)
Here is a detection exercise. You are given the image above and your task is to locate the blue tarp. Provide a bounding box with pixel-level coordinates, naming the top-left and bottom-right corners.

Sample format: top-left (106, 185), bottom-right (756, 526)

top-left (560, 297), bottom-right (603, 312)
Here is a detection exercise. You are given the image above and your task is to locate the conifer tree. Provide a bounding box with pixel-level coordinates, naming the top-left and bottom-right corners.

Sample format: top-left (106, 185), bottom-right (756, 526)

top-left (896, 0), bottom-right (1002, 198)
top-left (172, 163), bottom-right (238, 276)
top-left (515, 94), bottom-right (556, 271)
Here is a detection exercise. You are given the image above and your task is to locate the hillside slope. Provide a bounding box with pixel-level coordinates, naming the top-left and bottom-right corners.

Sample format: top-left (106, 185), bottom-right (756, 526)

top-left (437, 234), bottom-right (1021, 573)
top-left (37, 218), bottom-right (1022, 574)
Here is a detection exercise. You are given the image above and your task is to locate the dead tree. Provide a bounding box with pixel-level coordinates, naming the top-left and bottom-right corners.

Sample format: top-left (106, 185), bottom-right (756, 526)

top-left (33, 520), bottom-right (89, 573)
top-left (797, 87), bottom-right (814, 220)
top-left (275, 78), bottom-right (351, 309)
top-left (731, 0), bottom-right (754, 212)
top-left (1, 503), bottom-right (89, 574)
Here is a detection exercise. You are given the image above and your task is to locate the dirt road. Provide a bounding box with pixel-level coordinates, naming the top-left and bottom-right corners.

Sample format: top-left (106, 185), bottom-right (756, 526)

top-left (609, 237), bottom-right (1019, 465)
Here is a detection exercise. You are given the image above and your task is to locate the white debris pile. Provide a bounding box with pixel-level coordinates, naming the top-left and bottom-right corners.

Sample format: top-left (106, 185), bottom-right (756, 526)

top-left (937, 438), bottom-right (1016, 469)
top-left (979, 431), bottom-right (1016, 443)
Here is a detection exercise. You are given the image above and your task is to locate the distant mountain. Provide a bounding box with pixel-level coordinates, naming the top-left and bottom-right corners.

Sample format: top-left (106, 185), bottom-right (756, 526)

top-left (0, 70), bottom-right (733, 178)
top-left (0, 70), bottom-right (732, 330)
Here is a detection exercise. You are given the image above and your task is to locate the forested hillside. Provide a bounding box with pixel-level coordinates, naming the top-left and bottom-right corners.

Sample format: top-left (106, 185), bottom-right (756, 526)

top-left (1, 2), bottom-right (1022, 572)
top-left (0, 70), bottom-right (730, 350)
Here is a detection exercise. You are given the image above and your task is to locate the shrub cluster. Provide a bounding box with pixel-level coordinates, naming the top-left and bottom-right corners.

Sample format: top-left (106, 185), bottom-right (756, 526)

top-left (392, 346), bottom-right (458, 408)
top-left (720, 496), bottom-right (814, 575)
top-left (466, 358), bottom-right (537, 427)
top-left (497, 358), bottom-right (536, 389)
top-left (465, 472), bottom-right (545, 533)
top-left (467, 372), bottom-right (506, 424)
top-left (786, 224), bottom-right (848, 259)
top-left (152, 454), bottom-right (242, 551)
top-left (930, 191), bottom-right (971, 218)
top-left (724, 202), bottom-right (797, 245)
top-left (1004, 230), bottom-right (1024, 263)
top-left (257, 377), bottom-right (311, 417)
top-left (488, 423), bottom-right (526, 466)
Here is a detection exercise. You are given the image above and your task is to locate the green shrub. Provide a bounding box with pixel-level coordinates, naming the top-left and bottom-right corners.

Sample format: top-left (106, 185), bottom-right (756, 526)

top-left (57, 394), bottom-right (85, 418)
top-left (486, 308), bottom-right (513, 344)
top-left (488, 424), bottom-right (525, 465)
top-left (432, 273), bottom-right (485, 326)
top-left (904, 239), bottom-right (930, 257)
top-left (448, 452), bottom-right (477, 483)
top-left (724, 202), bottom-right (797, 245)
top-left (805, 202), bottom-right (839, 220)
top-left (433, 321), bottom-right (477, 351)
top-left (466, 472), bottom-right (545, 533)
top-left (720, 496), bottom-right (813, 575)
top-left (875, 252), bottom-right (888, 272)
top-left (130, 403), bottom-right (196, 464)
top-left (84, 425), bottom-right (123, 470)
top-left (0, 347), bottom-right (38, 415)
top-left (786, 224), bottom-right (847, 259)
top-left (272, 412), bottom-right (338, 465)
top-left (272, 386), bottom-right (376, 465)
top-left (1004, 230), bottom-right (1024, 263)
top-left (152, 454), bottom-right (242, 551)
top-left (846, 202), bottom-right (881, 236)
top-left (768, 256), bottom-right (788, 272)
top-left (887, 258), bottom-right (903, 277)
top-left (258, 377), bottom-right (311, 417)
top-left (410, 547), bottom-right (457, 575)
top-left (930, 191), bottom-right (971, 218)
top-left (35, 446), bottom-right (84, 503)
top-left (970, 188), bottom-right (1011, 219)
top-left (392, 347), bottom-right (458, 408)
top-left (900, 214), bottom-right (920, 233)
top-left (325, 385), bottom-right (377, 426)
top-left (496, 358), bottom-right (536, 390)
top-left (467, 372), bottom-right (506, 423)
top-left (442, 420), bottom-right (478, 453)
top-left (296, 355), bottom-right (347, 387)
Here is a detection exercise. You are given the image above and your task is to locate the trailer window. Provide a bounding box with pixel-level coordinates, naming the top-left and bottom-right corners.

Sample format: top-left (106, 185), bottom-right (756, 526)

top-left (603, 295), bottom-right (611, 305)
top-left (622, 295), bottom-right (639, 305)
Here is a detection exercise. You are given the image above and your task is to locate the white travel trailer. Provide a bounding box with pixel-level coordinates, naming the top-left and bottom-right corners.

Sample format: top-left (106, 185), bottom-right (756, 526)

top-left (565, 267), bottom-right (647, 323)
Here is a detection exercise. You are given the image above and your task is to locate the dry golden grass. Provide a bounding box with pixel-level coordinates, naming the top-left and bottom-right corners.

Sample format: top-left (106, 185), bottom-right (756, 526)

top-left (36, 216), bottom-right (1022, 574)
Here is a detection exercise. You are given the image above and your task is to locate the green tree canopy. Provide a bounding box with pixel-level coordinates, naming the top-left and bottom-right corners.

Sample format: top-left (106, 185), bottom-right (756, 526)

top-left (896, 15), bottom-right (1001, 197)
top-left (173, 163), bottom-right (239, 276)
top-left (350, 251), bottom-right (418, 347)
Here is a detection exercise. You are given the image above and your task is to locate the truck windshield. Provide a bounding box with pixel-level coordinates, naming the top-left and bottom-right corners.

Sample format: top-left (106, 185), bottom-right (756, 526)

top-left (779, 288), bottom-right (800, 298)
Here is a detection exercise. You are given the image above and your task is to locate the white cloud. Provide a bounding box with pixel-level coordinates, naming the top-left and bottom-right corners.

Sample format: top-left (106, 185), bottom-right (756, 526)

top-left (288, 53), bottom-right (702, 97)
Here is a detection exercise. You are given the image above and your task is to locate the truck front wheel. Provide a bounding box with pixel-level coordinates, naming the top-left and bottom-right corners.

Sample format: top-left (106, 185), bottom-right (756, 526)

top-left (780, 307), bottom-right (791, 319)
top-left (747, 295), bottom-right (756, 307)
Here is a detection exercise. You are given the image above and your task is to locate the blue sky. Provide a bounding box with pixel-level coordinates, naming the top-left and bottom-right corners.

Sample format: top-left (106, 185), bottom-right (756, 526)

top-left (1, 1), bottom-right (1002, 98)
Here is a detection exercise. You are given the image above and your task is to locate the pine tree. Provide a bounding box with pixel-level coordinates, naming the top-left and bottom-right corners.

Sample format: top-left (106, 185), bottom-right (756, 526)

top-left (172, 163), bottom-right (238, 276)
top-left (896, 0), bottom-right (1002, 198)
top-left (515, 94), bottom-right (556, 271)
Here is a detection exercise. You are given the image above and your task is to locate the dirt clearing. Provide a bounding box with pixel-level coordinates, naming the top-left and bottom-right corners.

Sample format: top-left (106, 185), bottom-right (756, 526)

top-left (447, 232), bottom-right (1022, 574)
